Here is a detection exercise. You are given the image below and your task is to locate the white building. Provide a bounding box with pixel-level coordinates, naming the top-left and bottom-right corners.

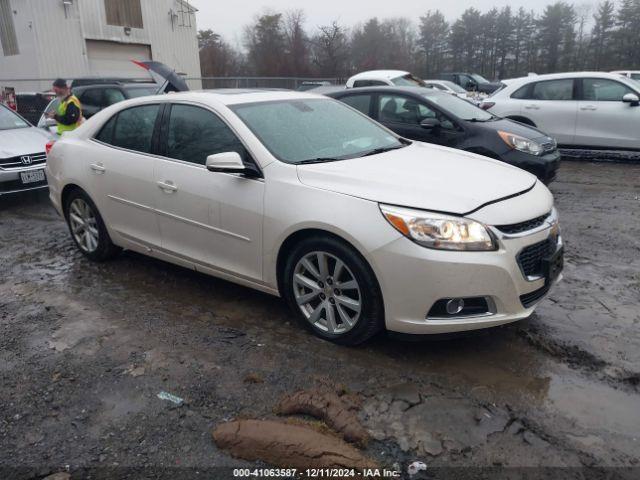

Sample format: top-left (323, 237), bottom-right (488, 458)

top-left (0, 0), bottom-right (202, 92)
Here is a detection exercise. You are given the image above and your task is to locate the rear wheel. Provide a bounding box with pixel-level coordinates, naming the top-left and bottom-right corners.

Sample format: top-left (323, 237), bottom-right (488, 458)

top-left (64, 189), bottom-right (120, 261)
top-left (283, 235), bottom-right (384, 345)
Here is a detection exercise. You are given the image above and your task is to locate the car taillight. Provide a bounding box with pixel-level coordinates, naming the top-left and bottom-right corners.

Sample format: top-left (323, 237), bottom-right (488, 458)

top-left (45, 140), bottom-right (55, 156)
top-left (480, 102), bottom-right (495, 111)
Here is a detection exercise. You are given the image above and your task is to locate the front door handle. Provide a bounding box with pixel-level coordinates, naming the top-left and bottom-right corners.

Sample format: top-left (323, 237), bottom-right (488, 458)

top-left (524, 104), bottom-right (540, 110)
top-left (157, 180), bottom-right (178, 193)
top-left (580, 105), bottom-right (597, 111)
top-left (90, 163), bottom-right (106, 174)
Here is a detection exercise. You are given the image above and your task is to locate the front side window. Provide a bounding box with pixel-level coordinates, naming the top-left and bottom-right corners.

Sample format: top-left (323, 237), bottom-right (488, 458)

top-left (232, 99), bottom-right (403, 164)
top-left (582, 78), bottom-right (634, 101)
top-left (339, 94), bottom-right (372, 115)
top-left (531, 79), bottom-right (574, 100)
top-left (0, 105), bottom-right (29, 130)
top-left (166, 104), bottom-right (246, 165)
top-left (110, 104), bottom-right (159, 153)
top-left (103, 88), bottom-right (126, 106)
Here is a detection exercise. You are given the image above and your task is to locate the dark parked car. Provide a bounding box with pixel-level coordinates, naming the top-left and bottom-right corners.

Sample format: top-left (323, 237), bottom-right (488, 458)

top-left (326, 86), bottom-right (560, 183)
top-left (15, 92), bottom-right (55, 125)
top-left (73, 81), bottom-right (159, 119)
top-left (437, 73), bottom-right (502, 94)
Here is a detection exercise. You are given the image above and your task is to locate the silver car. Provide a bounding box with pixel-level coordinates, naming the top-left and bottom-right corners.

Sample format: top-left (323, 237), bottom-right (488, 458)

top-left (0, 103), bottom-right (53, 195)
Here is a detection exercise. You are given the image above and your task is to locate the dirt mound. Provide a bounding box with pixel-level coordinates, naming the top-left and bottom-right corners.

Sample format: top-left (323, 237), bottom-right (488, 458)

top-left (275, 388), bottom-right (370, 446)
top-left (212, 419), bottom-right (377, 470)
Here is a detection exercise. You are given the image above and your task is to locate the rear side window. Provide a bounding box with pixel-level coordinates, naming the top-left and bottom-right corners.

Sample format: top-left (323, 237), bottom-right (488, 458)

top-left (353, 80), bottom-right (388, 88)
top-left (166, 104), bottom-right (246, 165)
top-left (99, 105), bottom-right (159, 154)
top-left (81, 89), bottom-right (103, 107)
top-left (103, 88), bottom-right (126, 106)
top-left (582, 78), bottom-right (634, 101)
top-left (339, 94), bottom-right (372, 115)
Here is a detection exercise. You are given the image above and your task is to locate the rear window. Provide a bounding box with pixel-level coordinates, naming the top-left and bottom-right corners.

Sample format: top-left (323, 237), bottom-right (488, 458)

top-left (126, 87), bottom-right (157, 98)
top-left (391, 74), bottom-right (425, 87)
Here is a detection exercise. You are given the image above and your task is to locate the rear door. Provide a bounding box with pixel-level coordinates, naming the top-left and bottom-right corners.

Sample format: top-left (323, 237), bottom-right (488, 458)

top-left (514, 78), bottom-right (578, 145)
top-left (89, 103), bottom-right (162, 248)
top-left (374, 93), bottom-right (462, 146)
top-left (154, 102), bottom-right (264, 280)
top-left (575, 77), bottom-right (640, 149)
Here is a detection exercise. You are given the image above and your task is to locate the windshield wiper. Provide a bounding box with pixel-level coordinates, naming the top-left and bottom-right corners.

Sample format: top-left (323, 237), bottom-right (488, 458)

top-left (360, 144), bottom-right (407, 157)
top-left (296, 157), bottom-right (343, 165)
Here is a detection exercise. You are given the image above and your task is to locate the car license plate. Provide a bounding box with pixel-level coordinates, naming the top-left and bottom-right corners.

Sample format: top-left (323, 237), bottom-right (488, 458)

top-left (20, 169), bottom-right (45, 185)
top-left (543, 246), bottom-right (564, 284)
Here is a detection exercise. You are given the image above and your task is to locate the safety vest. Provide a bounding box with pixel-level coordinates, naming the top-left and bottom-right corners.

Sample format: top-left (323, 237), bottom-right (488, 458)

top-left (56, 95), bottom-right (82, 135)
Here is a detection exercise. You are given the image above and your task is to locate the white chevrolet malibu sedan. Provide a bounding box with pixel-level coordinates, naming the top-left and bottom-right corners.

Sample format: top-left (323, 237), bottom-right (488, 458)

top-left (46, 90), bottom-right (563, 345)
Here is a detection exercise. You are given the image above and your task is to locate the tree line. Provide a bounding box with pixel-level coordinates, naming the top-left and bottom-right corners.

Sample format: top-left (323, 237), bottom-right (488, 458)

top-left (198, 0), bottom-right (640, 80)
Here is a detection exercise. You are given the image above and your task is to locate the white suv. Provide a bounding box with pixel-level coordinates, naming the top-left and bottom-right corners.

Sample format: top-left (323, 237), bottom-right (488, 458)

top-left (482, 72), bottom-right (640, 150)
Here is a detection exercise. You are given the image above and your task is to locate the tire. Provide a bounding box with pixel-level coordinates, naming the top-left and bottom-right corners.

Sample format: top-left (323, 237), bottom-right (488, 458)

top-left (282, 235), bottom-right (384, 345)
top-left (64, 189), bottom-right (120, 262)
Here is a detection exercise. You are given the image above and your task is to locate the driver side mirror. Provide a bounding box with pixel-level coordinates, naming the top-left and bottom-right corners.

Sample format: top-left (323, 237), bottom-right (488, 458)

top-left (420, 118), bottom-right (441, 130)
top-left (622, 93), bottom-right (640, 106)
top-left (206, 152), bottom-right (261, 178)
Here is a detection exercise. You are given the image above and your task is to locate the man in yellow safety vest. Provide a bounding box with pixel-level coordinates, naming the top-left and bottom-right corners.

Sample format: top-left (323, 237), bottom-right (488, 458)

top-left (46, 78), bottom-right (82, 135)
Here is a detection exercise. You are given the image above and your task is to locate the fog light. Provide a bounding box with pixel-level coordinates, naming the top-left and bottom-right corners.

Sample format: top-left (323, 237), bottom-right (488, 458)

top-left (446, 298), bottom-right (465, 315)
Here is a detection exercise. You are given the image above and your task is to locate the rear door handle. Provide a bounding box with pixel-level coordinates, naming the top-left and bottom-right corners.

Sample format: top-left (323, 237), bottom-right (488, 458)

top-left (90, 163), bottom-right (106, 174)
top-left (157, 180), bottom-right (178, 193)
top-left (580, 105), bottom-right (597, 111)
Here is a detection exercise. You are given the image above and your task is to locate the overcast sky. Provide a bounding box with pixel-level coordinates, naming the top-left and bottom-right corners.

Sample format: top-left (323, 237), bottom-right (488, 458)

top-left (189, 0), bottom-right (598, 48)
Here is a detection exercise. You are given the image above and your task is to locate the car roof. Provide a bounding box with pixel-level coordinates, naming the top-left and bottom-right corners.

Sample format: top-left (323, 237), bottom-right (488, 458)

top-left (111, 89), bottom-right (333, 108)
top-left (326, 85), bottom-right (449, 99)
top-left (347, 70), bottom-right (409, 82)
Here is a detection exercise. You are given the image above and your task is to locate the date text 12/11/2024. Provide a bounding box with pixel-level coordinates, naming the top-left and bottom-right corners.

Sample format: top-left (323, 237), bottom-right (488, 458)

top-left (232, 468), bottom-right (403, 477)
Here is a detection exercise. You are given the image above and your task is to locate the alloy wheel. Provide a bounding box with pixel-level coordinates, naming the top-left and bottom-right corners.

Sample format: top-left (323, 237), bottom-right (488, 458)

top-left (293, 251), bottom-right (362, 334)
top-left (68, 198), bottom-right (99, 253)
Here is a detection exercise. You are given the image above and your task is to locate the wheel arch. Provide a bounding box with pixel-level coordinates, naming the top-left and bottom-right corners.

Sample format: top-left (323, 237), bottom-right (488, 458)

top-left (275, 227), bottom-right (379, 298)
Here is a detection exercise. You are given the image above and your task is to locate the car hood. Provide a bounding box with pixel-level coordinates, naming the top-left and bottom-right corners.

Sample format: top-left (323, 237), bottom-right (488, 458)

top-left (473, 118), bottom-right (552, 141)
top-left (296, 142), bottom-right (537, 215)
top-left (0, 127), bottom-right (52, 157)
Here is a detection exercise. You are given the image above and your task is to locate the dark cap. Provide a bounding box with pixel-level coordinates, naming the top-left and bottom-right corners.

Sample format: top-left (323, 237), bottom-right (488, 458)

top-left (52, 78), bottom-right (68, 88)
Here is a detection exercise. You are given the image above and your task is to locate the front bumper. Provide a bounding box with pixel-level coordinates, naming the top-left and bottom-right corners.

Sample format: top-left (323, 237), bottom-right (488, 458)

top-left (371, 217), bottom-right (562, 335)
top-left (500, 149), bottom-right (561, 184)
top-left (0, 164), bottom-right (48, 195)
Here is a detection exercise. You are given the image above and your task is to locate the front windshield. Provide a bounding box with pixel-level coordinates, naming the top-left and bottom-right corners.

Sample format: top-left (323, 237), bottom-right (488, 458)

top-left (441, 81), bottom-right (467, 93)
top-left (471, 74), bottom-right (490, 84)
top-left (0, 105), bottom-right (29, 130)
top-left (232, 99), bottom-right (404, 164)
top-left (422, 92), bottom-right (494, 121)
top-left (392, 74), bottom-right (426, 87)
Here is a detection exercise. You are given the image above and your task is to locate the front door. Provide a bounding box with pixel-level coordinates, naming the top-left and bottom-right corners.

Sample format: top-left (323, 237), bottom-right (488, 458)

top-left (375, 93), bottom-right (462, 146)
top-left (154, 103), bottom-right (264, 281)
top-left (575, 78), bottom-right (640, 149)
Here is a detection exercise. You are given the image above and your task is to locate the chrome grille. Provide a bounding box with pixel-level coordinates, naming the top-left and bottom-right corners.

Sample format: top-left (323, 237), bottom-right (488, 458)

top-left (0, 152), bottom-right (46, 170)
top-left (496, 213), bottom-right (551, 235)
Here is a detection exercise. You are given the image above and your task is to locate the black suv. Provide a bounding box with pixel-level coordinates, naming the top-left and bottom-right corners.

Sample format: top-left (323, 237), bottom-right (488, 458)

top-left (73, 81), bottom-right (159, 119)
top-left (326, 86), bottom-right (560, 184)
top-left (436, 73), bottom-right (502, 94)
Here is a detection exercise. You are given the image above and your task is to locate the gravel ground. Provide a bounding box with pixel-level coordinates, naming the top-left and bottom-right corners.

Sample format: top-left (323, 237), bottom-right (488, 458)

top-left (1, 160), bottom-right (639, 479)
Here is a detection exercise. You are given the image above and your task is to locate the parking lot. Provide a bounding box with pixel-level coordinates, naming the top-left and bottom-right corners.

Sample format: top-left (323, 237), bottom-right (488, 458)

top-left (1, 160), bottom-right (639, 478)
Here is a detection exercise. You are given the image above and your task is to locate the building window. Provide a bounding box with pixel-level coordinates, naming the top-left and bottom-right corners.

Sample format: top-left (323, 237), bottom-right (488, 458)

top-left (104, 0), bottom-right (143, 29)
top-left (0, 0), bottom-right (19, 56)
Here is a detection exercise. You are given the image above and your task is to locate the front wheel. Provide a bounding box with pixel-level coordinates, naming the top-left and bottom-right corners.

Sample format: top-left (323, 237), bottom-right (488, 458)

top-left (283, 236), bottom-right (384, 345)
top-left (64, 189), bottom-right (120, 261)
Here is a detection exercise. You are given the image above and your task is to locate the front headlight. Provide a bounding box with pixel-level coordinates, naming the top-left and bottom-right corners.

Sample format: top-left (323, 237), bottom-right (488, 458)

top-left (380, 205), bottom-right (497, 251)
top-left (498, 131), bottom-right (544, 155)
